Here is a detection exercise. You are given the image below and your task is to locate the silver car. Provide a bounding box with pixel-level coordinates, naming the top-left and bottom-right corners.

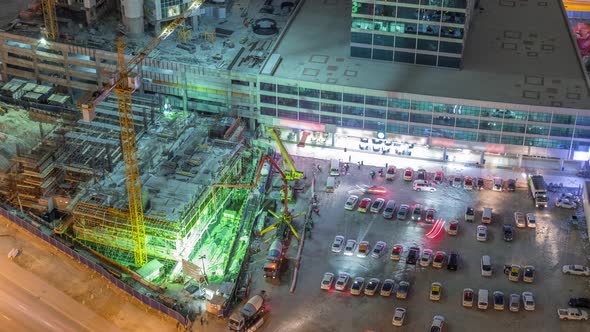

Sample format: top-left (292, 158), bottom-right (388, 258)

top-left (331, 235), bottom-right (345, 253)
top-left (397, 204), bottom-right (409, 220)
top-left (371, 241), bottom-right (387, 258)
top-left (509, 293), bottom-right (520, 312)
top-left (411, 204), bottom-right (422, 221)
top-left (343, 239), bottom-right (357, 256)
top-left (383, 200), bottom-right (396, 219)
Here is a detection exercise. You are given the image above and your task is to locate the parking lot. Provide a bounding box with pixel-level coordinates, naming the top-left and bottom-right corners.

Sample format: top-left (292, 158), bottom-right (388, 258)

top-left (261, 157), bottom-right (590, 332)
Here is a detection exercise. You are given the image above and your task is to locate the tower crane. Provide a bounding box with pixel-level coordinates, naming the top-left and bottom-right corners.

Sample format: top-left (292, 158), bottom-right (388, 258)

top-left (267, 128), bottom-right (304, 181)
top-left (40, 0), bottom-right (59, 40)
top-left (80, 1), bottom-right (205, 267)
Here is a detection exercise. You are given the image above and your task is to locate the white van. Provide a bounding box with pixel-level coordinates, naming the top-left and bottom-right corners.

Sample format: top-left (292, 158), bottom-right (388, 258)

top-left (412, 180), bottom-right (436, 192)
top-left (482, 207), bottom-right (493, 224)
top-left (481, 255), bottom-right (492, 277)
top-left (329, 159), bottom-right (340, 176)
top-left (326, 176), bottom-right (335, 193)
top-left (478, 289), bottom-right (489, 309)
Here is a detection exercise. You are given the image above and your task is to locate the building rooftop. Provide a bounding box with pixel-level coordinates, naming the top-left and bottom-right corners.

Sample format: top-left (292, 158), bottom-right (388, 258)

top-left (273, 0), bottom-right (590, 109)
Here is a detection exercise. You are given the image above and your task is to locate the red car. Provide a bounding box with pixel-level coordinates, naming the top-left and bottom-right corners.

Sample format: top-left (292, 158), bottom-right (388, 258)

top-left (358, 198), bottom-right (372, 213)
top-left (434, 171), bottom-right (444, 183)
top-left (403, 168), bottom-right (413, 181)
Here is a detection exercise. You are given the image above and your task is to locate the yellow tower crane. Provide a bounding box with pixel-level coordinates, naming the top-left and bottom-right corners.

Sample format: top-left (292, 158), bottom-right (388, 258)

top-left (267, 128), bottom-right (304, 181)
top-left (40, 0), bottom-right (59, 40)
top-left (81, 0), bottom-right (205, 267)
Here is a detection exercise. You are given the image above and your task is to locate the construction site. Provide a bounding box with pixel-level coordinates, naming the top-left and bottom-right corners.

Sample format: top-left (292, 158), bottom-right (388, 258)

top-left (0, 0), bottom-right (306, 327)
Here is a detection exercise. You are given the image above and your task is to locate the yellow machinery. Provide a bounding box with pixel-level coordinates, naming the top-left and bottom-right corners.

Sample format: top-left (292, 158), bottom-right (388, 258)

top-left (81, 0), bottom-right (205, 267)
top-left (40, 0), bottom-right (59, 40)
top-left (177, 25), bottom-right (193, 43)
top-left (267, 128), bottom-right (304, 181)
top-left (564, 0), bottom-right (590, 11)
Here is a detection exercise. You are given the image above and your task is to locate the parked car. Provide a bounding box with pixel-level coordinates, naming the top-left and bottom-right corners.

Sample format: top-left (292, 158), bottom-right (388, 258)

top-left (523, 265), bottom-right (535, 283)
top-left (447, 252), bottom-right (459, 270)
top-left (350, 277), bottom-right (365, 295)
top-left (390, 244), bottom-right (403, 261)
top-left (448, 220), bottom-right (459, 235)
top-left (335, 272), bottom-right (350, 291)
top-left (522, 291), bottom-right (535, 311)
top-left (556, 198), bottom-right (577, 209)
top-left (357, 241), bottom-right (371, 257)
top-left (380, 279), bottom-right (395, 297)
top-left (557, 308), bottom-right (589, 320)
top-left (526, 213), bottom-right (537, 228)
top-left (391, 307), bottom-right (406, 326)
top-left (403, 168), bottom-right (413, 181)
top-left (396, 281), bottom-right (410, 299)
top-left (502, 224), bottom-right (513, 241)
top-left (411, 204), bottom-right (422, 221)
top-left (562, 265), bottom-right (590, 276)
top-left (430, 315), bottom-right (445, 332)
top-left (397, 204), bottom-right (410, 220)
top-left (371, 241), bottom-right (386, 258)
top-left (560, 193), bottom-right (581, 204)
top-left (417, 168), bottom-right (427, 180)
top-left (506, 179), bottom-right (516, 192)
top-left (358, 198), bottom-right (371, 213)
top-left (420, 249), bottom-right (433, 267)
top-left (453, 176), bottom-right (463, 188)
top-left (426, 208), bottom-right (436, 223)
top-left (434, 171), bottom-right (443, 183)
top-left (476, 225), bottom-right (487, 242)
top-left (344, 195), bottom-right (359, 210)
top-left (463, 288), bottom-right (474, 307)
top-left (320, 272), bottom-right (334, 290)
top-left (569, 297), bottom-right (590, 308)
top-left (364, 278), bottom-right (380, 296)
top-left (430, 282), bottom-right (442, 301)
top-left (331, 235), bottom-right (345, 253)
top-left (465, 206), bottom-right (475, 222)
top-left (406, 246), bottom-right (420, 265)
top-left (514, 212), bottom-right (526, 228)
top-left (464, 177), bottom-right (473, 190)
top-left (432, 251), bottom-right (446, 269)
top-left (383, 200), bottom-right (397, 219)
top-left (359, 138), bottom-right (369, 150)
top-left (343, 239), bottom-right (356, 256)
top-left (509, 265), bottom-right (521, 282)
top-left (385, 166), bottom-right (396, 180)
top-left (493, 177), bottom-right (503, 191)
top-left (493, 291), bottom-right (505, 310)
top-left (509, 293), bottom-right (520, 312)
top-left (370, 198), bottom-right (385, 213)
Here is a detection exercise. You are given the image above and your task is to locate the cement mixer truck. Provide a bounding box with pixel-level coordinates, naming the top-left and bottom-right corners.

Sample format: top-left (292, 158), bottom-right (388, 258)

top-left (228, 294), bottom-right (265, 331)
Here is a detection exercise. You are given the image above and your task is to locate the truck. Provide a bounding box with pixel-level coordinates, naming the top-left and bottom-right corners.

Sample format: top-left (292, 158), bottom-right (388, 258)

top-left (263, 239), bottom-right (284, 279)
top-left (528, 175), bottom-right (548, 208)
top-left (557, 308), bottom-right (588, 320)
top-left (329, 159), bottom-right (340, 176)
top-left (228, 295), bottom-right (265, 331)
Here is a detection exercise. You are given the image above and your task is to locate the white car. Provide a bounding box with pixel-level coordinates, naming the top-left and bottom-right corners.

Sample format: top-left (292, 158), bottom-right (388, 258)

top-left (514, 212), bottom-right (526, 228)
top-left (344, 195), bottom-right (359, 210)
top-left (343, 239), bottom-right (357, 256)
top-left (370, 198), bottom-right (385, 213)
top-left (392, 307), bottom-right (406, 327)
top-left (476, 225), bottom-right (487, 242)
top-left (331, 235), bottom-right (345, 253)
top-left (556, 198), bottom-right (577, 209)
top-left (430, 315), bottom-right (445, 332)
top-left (334, 273), bottom-right (350, 291)
top-left (509, 293), bottom-right (520, 312)
top-left (371, 241), bottom-right (386, 258)
top-left (432, 251), bottom-right (446, 269)
top-left (562, 265), bottom-right (590, 276)
top-left (420, 249), bottom-right (433, 267)
top-left (525, 213), bottom-right (536, 228)
top-left (560, 193), bottom-right (581, 204)
top-left (321, 272), bottom-right (334, 290)
top-left (522, 292), bottom-right (535, 311)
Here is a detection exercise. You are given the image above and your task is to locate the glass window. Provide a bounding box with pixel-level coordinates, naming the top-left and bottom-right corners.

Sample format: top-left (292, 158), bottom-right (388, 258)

top-left (437, 128), bottom-right (455, 138)
top-left (409, 125), bottom-right (432, 137)
top-left (373, 20), bottom-right (390, 32)
top-left (403, 23), bottom-right (418, 35)
top-left (552, 114), bottom-right (575, 125)
top-left (410, 101), bottom-right (433, 111)
top-left (299, 112), bottom-right (319, 123)
top-left (546, 139), bottom-right (569, 149)
top-left (387, 123), bottom-right (409, 135)
top-left (390, 22), bottom-right (405, 33)
top-left (300, 100), bottom-right (319, 110)
top-left (442, 11), bottom-right (465, 23)
top-left (441, 27), bottom-right (464, 39)
top-left (365, 120), bottom-right (386, 131)
top-left (419, 9), bottom-right (442, 21)
top-left (575, 128), bottom-right (590, 139)
top-left (549, 127), bottom-right (573, 138)
top-left (433, 103), bottom-right (455, 113)
top-left (365, 107), bottom-right (386, 119)
top-left (437, 56), bottom-right (461, 68)
top-left (351, 46), bottom-right (372, 58)
top-left (343, 118), bottom-right (363, 129)
top-left (455, 130), bottom-right (477, 141)
top-left (410, 113), bottom-right (432, 124)
top-left (455, 118), bottom-right (479, 129)
top-left (321, 102), bottom-right (341, 114)
top-left (372, 49), bottom-right (393, 61)
top-left (395, 37), bottom-right (416, 49)
top-left (500, 135), bottom-right (524, 146)
top-left (502, 122), bottom-right (525, 133)
top-left (260, 94), bottom-right (276, 104)
top-left (444, 0), bottom-right (467, 9)
top-left (481, 108), bottom-right (516, 119)
top-left (418, 24), bottom-right (440, 37)
top-left (525, 137), bottom-right (548, 147)
top-left (508, 110), bottom-right (528, 121)
top-left (320, 115), bottom-right (342, 126)
top-left (366, 96), bottom-right (387, 106)
top-left (526, 125), bottom-right (549, 136)
top-left (260, 107), bottom-right (276, 117)
top-left (260, 82), bottom-right (275, 92)
top-left (351, 17), bottom-right (374, 30)
top-left (460, 105), bottom-right (480, 117)
top-left (278, 109), bottom-right (298, 119)
top-left (353, 2), bottom-right (374, 15)
top-left (277, 97), bottom-right (297, 107)
top-left (277, 84), bottom-right (298, 95)
top-left (343, 93), bottom-right (365, 104)
top-left (528, 112), bottom-right (552, 123)
top-left (373, 34), bottom-right (395, 47)
top-left (389, 98), bottom-right (411, 109)
top-left (417, 39), bottom-right (439, 51)
top-left (479, 120), bottom-right (502, 131)
top-left (416, 54), bottom-right (437, 66)
top-left (388, 110), bottom-right (410, 121)
top-left (478, 133), bottom-right (501, 143)
top-left (439, 41), bottom-right (462, 54)
top-left (572, 140), bottom-right (590, 151)
top-left (433, 115), bottom-right (455, 126)
top-left (375, 4), bottom-right (396, 17)
top-left (396, 51), bottom-right (416, 63)
top-left (299, 88), bottom-right (319, 98)
top-left (351, 32), bottom-right (373, 44)
top-left (577, 116), bottom-right (590, 126)
top-left (397, 7), bottom-right (418, 19)
top-left (343, 105), bottom-right (364, 116)
top-left (321, 90), bottom-right (342, 101)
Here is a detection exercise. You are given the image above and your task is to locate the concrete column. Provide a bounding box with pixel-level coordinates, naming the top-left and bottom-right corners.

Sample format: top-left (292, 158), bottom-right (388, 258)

top-left (443, 147), bottom-right (448, 162)
top-left (63, 52), bottom-right (72, 95)
top-left (181, 70), bottom-right (188, 113)
top-left (518, 155), bottom-right (523, 168)
top-left (121, 0), bottom-right (144, 36)
top-left (480, 151), bottom-right (485, 164)
top-left (296, 130), bottom-right (300, 142)
top-left (331, 133), bottom-right (335, 146)
top-left (560, 158), bottom-right (565, 171)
